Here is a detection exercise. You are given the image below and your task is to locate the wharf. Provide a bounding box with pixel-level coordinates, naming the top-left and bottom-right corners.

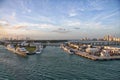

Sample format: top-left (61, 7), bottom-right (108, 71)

top-left (75, 51), bottom-right (120, 61)
top-left (15, 51), bottom-right (27, 57)
top-left (6, 47), bottom-right (27, 57)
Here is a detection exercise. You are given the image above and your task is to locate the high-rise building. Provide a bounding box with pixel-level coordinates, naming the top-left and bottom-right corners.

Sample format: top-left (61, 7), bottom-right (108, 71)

top-left (104, 35), bottom-right (120, 42)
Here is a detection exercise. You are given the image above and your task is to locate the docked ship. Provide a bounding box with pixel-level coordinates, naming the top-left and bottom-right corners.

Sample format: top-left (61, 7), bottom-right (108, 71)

top-left (15, 47), bottom-right (29, 57)
top-left (68, 49), bottom-right (75, 54)
top-left (34, 44), bottom-right (43, 54)
top-left (61, 44), bottom-right (74, 54)
top-left (6, 44), bottom-right (15, 52)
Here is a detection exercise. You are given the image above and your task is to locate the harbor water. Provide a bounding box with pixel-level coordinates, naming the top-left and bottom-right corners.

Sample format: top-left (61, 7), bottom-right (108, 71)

top-left (0, 45), bottom-right (120, 80)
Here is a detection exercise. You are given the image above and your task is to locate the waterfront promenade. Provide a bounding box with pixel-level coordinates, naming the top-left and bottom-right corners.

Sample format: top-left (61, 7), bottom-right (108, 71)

top-left (75, 51), bottom-right (120, 61)
top-left (61, 42), bottom-right (120, 61)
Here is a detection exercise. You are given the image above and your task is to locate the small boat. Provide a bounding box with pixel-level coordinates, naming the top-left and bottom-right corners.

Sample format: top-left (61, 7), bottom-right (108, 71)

top-left (26, 52), bottom-right (36, 55)
top-left (63, 47), bottom-right (68, 51)
top-left (35, 49), bottom-right (42, 54)
top-left (6, 44), bottom-right (15, 52)
top-left (15, 47), bottom-right (29, 56)
top-left (35, 45), bottom-right (43, 54)
top-left (68, 49), bottom-right (74, 54)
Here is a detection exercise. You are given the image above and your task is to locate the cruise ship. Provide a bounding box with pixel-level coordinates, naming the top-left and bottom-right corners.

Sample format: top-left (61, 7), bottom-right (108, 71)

top-left (35, 44), bottom-right (43, 54)
top-left (6, 44), bottom-right (15, 52)
top-left (61, 44), bottom-right (74, 54)
top-left (15, 47), bottom-right (29, 56)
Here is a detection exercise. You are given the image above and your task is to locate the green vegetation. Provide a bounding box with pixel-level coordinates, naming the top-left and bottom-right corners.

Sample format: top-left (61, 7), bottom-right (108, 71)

top-left (25, 46), bottom-right (36, 52)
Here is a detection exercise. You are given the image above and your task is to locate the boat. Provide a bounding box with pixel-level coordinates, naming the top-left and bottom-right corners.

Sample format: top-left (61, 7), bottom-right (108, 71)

top-left (26, 52), bottom-right (36, 55)
top-left (6, 44), bottom-right (15, 52)
top-left (35, 44), bottom-right (43, 54)
top-left (35, 49), bottom-right (42, 54)
top-left (63, 47), bottom-right (68, 51)
top-left (100, 50), bottom-right (110, 57)
top-left (68, 49), bottom-right (75, 54)
top-left (15, 47), bottom-right (29, 56)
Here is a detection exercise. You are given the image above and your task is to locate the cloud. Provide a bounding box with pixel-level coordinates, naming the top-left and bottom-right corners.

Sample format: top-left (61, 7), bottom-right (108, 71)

top-left (23, 15), bottom-right (53, 23)
top-left (27, 9), bottom-right (31, 13)
top-left (81, 22), bottom-right (114, 30)
top-left (64, 20), bottom-right (111, 30)
top-left (101, 11), bottom-right (119, 20)
top-left (19, 0), bottom-right (32, 13)
top-left (13, 25), bottom-right (27, 29)
top-left (87, 0), bottom-right (104, 11)
top-left (0, 21), bottom-right (8, 38)
top-left (74, 27), bottom-right (80, 30)
top-left (68, 7), bottom-right (79, 17)
top-left (92, 9), bottom-right (120, 22)
top-left (64, 20), bottom-right (81, 27)
top-left (67, 0), bottom-right (104, 14)
top-left (84, 22), bottom-right (102, 28)
top-left (69, 12), bottom-right (77, 17)
top-left (12, 22), bottom-right (58, 31)
top-left (0, 20), bottom-right (8, 25)
top-left (78, 8), bottom-right (85, 11)
top-left (10, 12), bottom-right (16, 20)
top-left (52, 28), bottom-right (70, 33)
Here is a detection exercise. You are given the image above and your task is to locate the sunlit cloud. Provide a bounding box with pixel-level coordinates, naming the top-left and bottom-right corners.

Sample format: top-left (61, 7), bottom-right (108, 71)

top-left (12, 22), bottom-right (58, 30)
top-left (13, 25), bottom-right (26, 30)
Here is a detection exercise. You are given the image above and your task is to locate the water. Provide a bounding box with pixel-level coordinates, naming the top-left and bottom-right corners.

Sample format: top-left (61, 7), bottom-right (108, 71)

top-left (0, 45), bottom-right (120, 80)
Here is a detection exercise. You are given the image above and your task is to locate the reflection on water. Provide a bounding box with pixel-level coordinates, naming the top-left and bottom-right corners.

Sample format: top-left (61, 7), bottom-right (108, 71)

top-left (0, 45), bottom-right (120, 80)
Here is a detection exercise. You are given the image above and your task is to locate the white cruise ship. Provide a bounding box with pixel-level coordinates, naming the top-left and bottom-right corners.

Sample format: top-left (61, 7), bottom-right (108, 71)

top-left (15, 47), bottom-right (29, 56)
top-left (35, 45), bottom-right (43, 54)
top-left (6, 44), bottom-right (15, 52)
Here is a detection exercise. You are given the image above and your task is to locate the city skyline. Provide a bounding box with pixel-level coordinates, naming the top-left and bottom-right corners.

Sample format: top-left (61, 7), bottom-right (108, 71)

top-left (0, 0), bottom-right (120, 40)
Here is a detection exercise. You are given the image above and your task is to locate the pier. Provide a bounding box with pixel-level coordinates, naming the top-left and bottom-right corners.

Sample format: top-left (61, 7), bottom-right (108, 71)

top-left (75, 51), bottom-right (120, 61)
top-left (61, 43), bottom-right (120, 61)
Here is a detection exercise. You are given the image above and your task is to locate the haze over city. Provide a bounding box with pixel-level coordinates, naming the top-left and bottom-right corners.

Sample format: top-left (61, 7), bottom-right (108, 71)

top-left (0, 0), bottom-right (120, 40)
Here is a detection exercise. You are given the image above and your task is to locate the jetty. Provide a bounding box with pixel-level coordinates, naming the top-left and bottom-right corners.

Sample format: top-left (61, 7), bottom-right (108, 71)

top-left (61, 43), bottom-right (120, 61)
top-left (75, 51), bottom-right (120, 61)
top-left (15, 51), bottom-right (27, 57)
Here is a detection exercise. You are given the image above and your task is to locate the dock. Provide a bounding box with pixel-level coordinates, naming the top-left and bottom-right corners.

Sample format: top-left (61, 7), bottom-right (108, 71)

top-left (61, 44), bottom-right (120, 61)
top-left (15, 51), bottom-right (27, 57)
top-left (6, 46), bottom-right (27, 57)
top-left (75, 51), bottom-right (120, 61)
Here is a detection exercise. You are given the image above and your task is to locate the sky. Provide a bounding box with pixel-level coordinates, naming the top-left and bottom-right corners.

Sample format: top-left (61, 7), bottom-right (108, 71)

top-left (0, 0), bottom-right (120, 40)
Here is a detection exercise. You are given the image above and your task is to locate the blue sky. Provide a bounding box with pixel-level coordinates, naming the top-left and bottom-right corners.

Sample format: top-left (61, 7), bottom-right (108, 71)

top-left (0, 0), bottom-right (120, 40)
